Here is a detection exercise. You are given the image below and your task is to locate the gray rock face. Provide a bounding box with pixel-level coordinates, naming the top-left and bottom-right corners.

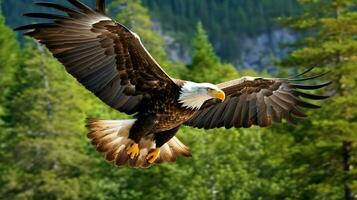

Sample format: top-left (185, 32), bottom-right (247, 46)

top-left (235, 29), bottom-right (296, 72)
top-left (153, 19), bottom-right (296, 71)
top-left (152, 19), bottom-right (192, 64)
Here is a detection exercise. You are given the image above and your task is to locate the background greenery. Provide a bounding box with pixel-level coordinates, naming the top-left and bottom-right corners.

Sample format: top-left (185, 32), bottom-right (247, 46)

top-left (0, 0), bottom-right (356, 199)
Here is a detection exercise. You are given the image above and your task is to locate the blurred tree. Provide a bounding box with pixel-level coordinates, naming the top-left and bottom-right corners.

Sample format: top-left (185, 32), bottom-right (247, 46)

top-left (187, 22), bottom-right (239, 83)
top-left (0, 6), bottom-right (19, 122)
top-left (279, 0), bottom-right (357, 199)
top-left (0, 43), bottom-right (105, 200)
top-left (0, 9), bottom-right (20, 198)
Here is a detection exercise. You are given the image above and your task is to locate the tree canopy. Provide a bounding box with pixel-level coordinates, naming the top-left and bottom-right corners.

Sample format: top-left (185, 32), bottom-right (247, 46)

top-left (277, 0), bottom-right (357, 198)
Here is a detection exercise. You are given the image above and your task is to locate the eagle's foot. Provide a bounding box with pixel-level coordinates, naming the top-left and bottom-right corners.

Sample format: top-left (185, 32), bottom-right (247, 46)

top-left (127, 143), bottom-right (140, 159)
top-left (146, 148), bottom-right (160, 164)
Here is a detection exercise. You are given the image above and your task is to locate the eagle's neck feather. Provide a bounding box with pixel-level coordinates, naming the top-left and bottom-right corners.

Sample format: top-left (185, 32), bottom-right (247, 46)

top-left (178, 81), bottom-right (212, 110)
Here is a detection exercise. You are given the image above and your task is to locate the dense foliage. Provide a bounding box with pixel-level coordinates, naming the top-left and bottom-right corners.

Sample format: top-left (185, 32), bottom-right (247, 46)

top-left (277, 0), bottom-right (357, 198)
top-left (0, 7), bottom-right (18, 122)
top-left (0, 0), bottom-right (356, 199)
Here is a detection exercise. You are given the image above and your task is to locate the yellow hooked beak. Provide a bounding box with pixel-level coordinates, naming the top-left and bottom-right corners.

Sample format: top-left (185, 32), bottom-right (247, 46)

top-left (209, 89), bottom-right (226, 102)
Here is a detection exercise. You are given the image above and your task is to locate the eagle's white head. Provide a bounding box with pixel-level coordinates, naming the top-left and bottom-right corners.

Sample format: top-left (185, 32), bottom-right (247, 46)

top-left (179, 81), bottom-right (226, 110)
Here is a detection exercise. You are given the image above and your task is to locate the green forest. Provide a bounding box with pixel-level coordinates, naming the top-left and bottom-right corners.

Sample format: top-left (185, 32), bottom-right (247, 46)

top-left (0, 0), bottom-right (357, 199)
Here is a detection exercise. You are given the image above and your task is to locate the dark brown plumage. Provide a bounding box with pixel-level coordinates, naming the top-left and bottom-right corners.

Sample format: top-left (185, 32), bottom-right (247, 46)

top-left (16, 0), bottom-right (330, 168)
top-left (16, 0), bottom-right (178, 115)
top-left (185, 75), bottom-right (331, 129)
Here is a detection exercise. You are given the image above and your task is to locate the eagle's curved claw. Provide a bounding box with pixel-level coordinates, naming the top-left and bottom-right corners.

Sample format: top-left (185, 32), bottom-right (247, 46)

top-left (146, 148), bottom-right (160, 164)
top-left (127, 143), bottom-right (139, 159)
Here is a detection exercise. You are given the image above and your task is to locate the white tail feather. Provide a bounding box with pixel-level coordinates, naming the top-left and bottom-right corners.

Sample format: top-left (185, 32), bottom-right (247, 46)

top-left (87, 119), bottom-right (191, 168)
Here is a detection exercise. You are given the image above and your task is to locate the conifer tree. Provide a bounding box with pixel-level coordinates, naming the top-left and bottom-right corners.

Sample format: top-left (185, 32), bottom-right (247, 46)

top-left (0, 7), bottom-right (19, 120)
top-left (0, 9), bottom-right (21, 196)
top-left (188, 22), bottom-right (238, 83)
top-left (279, 0), bottom-right (357, 198)
top-left (0, 43), bottom-right (103, 200)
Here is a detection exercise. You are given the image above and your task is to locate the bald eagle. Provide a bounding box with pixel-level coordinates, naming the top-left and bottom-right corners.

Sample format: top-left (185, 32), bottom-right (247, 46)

top-left (16, 0), bottom-right (330, 168)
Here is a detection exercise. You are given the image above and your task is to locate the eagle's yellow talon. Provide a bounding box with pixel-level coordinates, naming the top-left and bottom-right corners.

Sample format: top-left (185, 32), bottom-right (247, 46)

top-left (146, 148), bottom-right (160, 164)
top-left (127, 143), bottom-right (139, 159)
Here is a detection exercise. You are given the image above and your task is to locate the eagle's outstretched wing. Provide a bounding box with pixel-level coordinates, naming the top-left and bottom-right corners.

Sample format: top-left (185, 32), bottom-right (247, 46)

top-left (185, 71), bottom-right (331, 129)
top-left (15, 0), bottom-right (178, 115)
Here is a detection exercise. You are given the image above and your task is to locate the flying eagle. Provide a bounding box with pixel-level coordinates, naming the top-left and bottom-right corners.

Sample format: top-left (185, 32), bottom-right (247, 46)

top-left (16, 0), bottom-right (330, 168)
